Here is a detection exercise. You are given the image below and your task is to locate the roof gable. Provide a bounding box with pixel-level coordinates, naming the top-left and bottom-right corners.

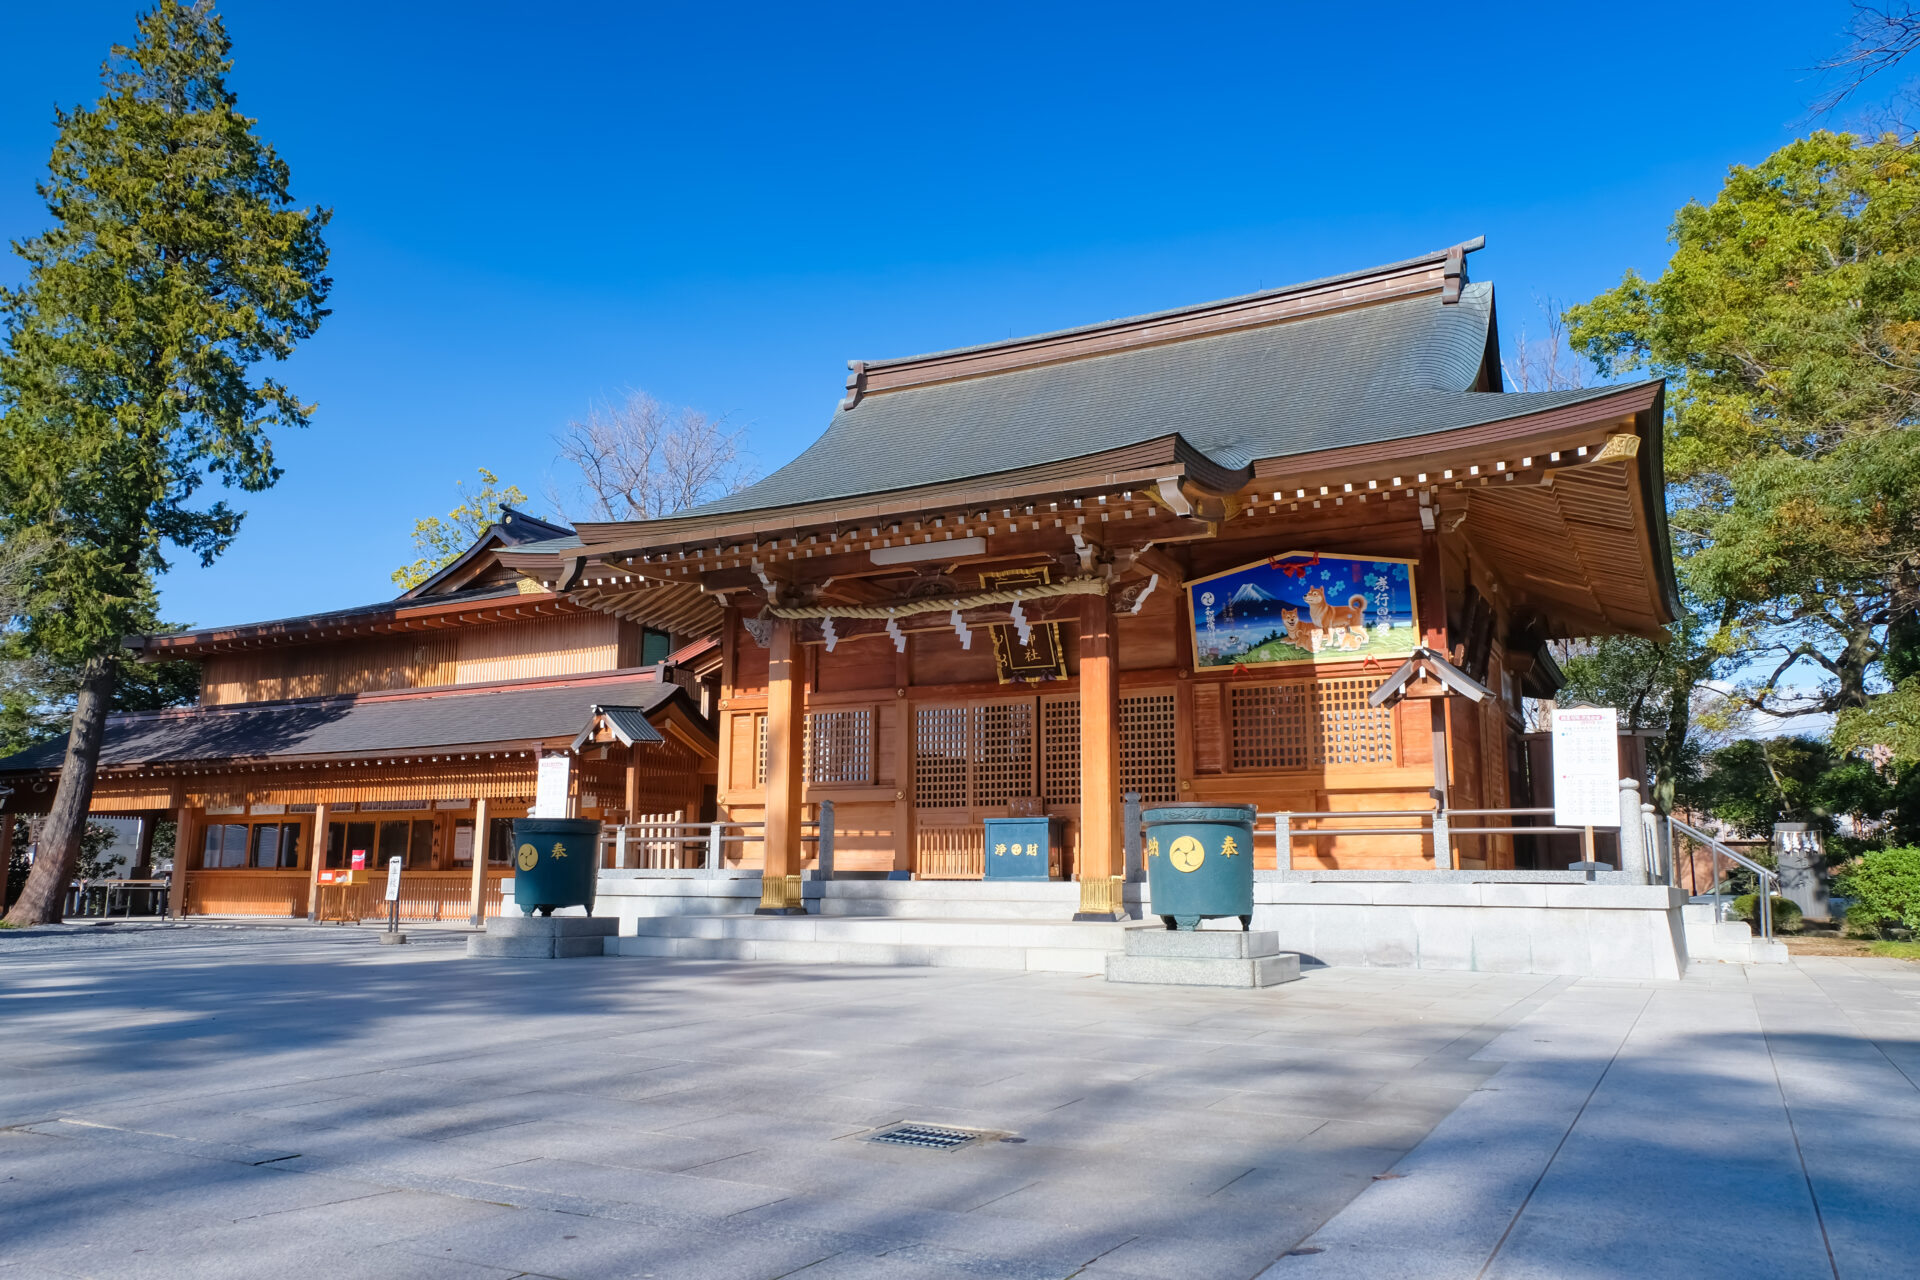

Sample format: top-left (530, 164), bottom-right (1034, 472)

top-left (683, 280), bottom-right (1499, 518)
top-left (403, 506), bottom-right (579, 599)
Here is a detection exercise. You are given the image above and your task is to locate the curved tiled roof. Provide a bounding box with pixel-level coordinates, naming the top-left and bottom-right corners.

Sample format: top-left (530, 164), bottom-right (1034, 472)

top-left (684, 283), bottom-right (1515, 517)
top-left (0, 676), bottom-right (688, 773)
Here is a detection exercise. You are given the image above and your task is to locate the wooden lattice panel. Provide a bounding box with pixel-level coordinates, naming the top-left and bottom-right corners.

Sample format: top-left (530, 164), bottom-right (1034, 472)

top-left (916, 825), bottom-right (984, 878)
top-left (1229, 677), bottom-right (1394, 771)
top-left (914, 706), bottom-right (971, 809)
top-left (1119, 691), bottom-right (1178, 802)
top-left (1316, 677), bottom-right (1396, 766)
top-left (973, 701), bottom-right (1035, 804)
top-left (807, 709), bottom-right (873, 785)
top-left (755, 713), bottom-right (767, 786)
top-left (1040, 697), bottom-right (1081, 806)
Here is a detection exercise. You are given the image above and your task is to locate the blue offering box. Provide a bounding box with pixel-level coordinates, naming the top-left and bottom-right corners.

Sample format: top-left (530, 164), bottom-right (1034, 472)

top-left (983, 817), bottom-right (1061, 880)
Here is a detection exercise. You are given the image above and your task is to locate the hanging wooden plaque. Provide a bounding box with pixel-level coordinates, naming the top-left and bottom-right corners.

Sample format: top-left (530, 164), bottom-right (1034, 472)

top-left (982, 566), bottom-right (1069, 684)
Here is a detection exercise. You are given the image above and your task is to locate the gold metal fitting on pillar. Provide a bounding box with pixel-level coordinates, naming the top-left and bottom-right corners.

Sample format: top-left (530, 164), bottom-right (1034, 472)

top-left (756, 873), bottom-right (807, 915)
top-left (1074, 875), bottom-right (1127, 921)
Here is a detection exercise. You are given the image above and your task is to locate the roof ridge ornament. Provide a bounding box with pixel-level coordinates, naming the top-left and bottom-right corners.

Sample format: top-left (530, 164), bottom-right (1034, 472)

top-left (841, 359), bottom-right (868, 410)
top-left (1442, 246), bottom-right (1468, 304)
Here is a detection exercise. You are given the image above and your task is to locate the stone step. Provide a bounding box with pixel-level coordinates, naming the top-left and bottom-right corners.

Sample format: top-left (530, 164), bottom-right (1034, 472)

top-left (626, 913), bottom-right (1142, 949)
top-left (467, 914), bottom-right (617, 959)
top-left (607, 913), bottom-right (1154, 974)
top-left (1106, 951), bottom-right (1302, 988)
top-left (1680, 908), bottom-right (1790, 965)
top-left (816, 879), bottom-right (1142, 920)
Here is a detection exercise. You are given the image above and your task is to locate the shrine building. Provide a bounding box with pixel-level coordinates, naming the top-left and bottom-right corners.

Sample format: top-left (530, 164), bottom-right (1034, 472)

top-left (0, 508), bottom-right (721, 923)
top-left (0, 239), bottom-right (1680, 953)
top-left (498, 238), bottom-right (1676, 919)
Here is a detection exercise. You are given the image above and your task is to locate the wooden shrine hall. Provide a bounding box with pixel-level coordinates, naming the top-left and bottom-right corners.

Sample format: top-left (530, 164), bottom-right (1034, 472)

top-left (0, 508), bottom-right (721, 921)
top-left (494, 238), bottom-right (1678, 919)
top-left (0, 238), bottom-right (1679, 942)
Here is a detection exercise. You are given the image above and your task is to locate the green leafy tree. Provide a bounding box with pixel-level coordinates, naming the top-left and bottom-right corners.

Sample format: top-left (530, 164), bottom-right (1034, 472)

top-left (391, 468), bottom-right (529, 589)
top-left (1833, 845), bottom-right (1920, 933)
top-left (0, 1), bottom-right (330, 926)
top-left (1554, 604), bottom-right (1734, 812)
top-left (1566, 132), bottom-right (1920, 730)
top-left (1694, 734), bottom-right (1899, 845)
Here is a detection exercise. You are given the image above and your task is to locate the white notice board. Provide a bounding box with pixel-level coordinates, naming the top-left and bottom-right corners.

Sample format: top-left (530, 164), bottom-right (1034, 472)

top-left (384, 856), bottom-right (403, 903)
top-left (1552, 706), bottom-right (1620, 828)
top-left (533, 752), bottom-right (573, 818)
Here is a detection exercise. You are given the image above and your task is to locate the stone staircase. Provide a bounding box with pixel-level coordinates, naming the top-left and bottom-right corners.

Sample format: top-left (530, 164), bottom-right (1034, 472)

top-left (1682, 901), bottom-right (1790, 965)
top-left (606, 880), bottom-right (1152, 974)
top-left (815, 879), bottom-right (1140, 919)
top-left (607, 914), bottom-right (1151, 974)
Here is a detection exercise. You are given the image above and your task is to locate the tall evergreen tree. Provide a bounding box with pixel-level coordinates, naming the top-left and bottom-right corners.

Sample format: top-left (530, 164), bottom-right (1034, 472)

top-left (0, 1), bottom-right (329, 925)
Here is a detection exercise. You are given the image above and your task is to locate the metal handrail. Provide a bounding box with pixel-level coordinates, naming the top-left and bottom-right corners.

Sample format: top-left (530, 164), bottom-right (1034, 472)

top-left (1668, 815), bottom-right (1778, 943)
top-left (1252, 803), bottom-right (1634, 874)
top-left (598, 805), bottom-right (837, 878)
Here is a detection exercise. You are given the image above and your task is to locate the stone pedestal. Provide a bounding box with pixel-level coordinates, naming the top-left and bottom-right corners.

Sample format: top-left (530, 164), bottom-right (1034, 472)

top-left (466, 915), bottom-right (617, 959)
top-left (1104, 927), bottom-right (1302, 988)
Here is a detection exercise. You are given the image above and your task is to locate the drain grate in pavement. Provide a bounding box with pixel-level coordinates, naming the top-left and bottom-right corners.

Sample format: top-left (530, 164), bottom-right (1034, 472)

top-left (865, 1123), bottom-right (986, 1152)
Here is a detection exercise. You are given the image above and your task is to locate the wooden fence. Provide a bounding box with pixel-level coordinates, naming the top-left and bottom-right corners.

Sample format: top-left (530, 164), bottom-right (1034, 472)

top-left (188, 869), bottom-right (508, 921)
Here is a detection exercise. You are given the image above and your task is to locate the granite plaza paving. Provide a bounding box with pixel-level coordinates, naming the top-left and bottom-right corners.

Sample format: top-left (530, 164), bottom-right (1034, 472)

top-left (2, 925), bottom-right (1915, 1279)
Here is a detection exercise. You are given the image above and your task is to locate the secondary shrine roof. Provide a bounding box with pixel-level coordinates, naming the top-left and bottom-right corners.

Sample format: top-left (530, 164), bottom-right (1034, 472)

top-left (0, 675), bottom-right (688, 773)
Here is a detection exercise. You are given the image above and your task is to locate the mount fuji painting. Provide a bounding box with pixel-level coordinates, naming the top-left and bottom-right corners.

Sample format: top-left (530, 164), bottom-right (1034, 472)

top-left (1186, 551), bottom-right (1420, 671)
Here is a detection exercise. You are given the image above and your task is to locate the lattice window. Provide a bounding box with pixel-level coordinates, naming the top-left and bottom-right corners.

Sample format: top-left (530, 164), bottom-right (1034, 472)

top-left (1316, 678), bottom-right (1396, 766)
top-left (1230, 684), bottom-right (1312, 770)
top-left (1040, 697), bottom-right (1080, 806)
top-left (915, 707), bottom-right (971, 809)
top-left (807, 709), bottom-right (873, 785)
top-left (974, 701), bottom-right (1036, 804)
top-left (1229, 678), bottom-right (1394, 770)
top-left (1119, 691), bottom-right (1178, 802)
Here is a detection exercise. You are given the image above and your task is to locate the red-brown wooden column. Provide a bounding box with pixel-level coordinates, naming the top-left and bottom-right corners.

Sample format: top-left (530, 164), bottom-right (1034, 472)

top-left (1075, 592), bottom-right (1126, 920)
top-left (758, 618), bottom-right (807, 913)
top-left (305, 801), bottom-right (329, 920)
top-left (467, 797), bottom-right (490, 925)
top-left (170, 805), bottom-right (199, 918)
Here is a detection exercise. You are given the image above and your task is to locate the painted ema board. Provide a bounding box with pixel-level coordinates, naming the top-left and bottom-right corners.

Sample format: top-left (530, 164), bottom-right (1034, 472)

top-left (1552, 706), bottom-right (1620, 828)
top-left (1187, 552), bottom-right (1418, 671)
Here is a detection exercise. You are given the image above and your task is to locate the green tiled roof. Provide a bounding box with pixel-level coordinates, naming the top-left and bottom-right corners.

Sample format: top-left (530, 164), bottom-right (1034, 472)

top-left (681, 282), bottom-right (1634, 519)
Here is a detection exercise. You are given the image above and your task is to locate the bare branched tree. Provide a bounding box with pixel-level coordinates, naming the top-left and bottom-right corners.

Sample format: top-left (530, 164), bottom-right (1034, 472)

top-left (549, 390), bottom-right (755, 523)
top-left (1502, 298), bottom-right (1589, 393)
top-left (1812, 4), bottom-right (1920, 118)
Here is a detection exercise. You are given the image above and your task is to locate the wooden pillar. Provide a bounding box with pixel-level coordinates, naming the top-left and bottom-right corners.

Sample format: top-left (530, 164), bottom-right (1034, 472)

top-left (170, 805), bottom-right (199, 918)
top-left (624, 747), bottom-right (641, 827)
top-left (305, 802), bottom-right (329, 921)
top-left (893, 638), bottom-right (914, 875)
top-left (131, 811), bottom-right (159, 879)
top-left (1417, 521), bottom-right (1453, 867)
top-left (758, 618), bottom-right (806, 913)
top-left (467, 796), bottom-right (490, 926)
top-left (1075, 593), bottom-right (1125, 920)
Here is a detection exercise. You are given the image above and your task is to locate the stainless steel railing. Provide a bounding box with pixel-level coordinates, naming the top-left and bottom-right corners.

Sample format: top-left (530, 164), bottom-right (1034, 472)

top-left (1262, 807), bottom-right (1602, 871)
top-left (596, 801), bottom-right (837, 878)
top-left (1667, 814), bottom-right (1780, 943)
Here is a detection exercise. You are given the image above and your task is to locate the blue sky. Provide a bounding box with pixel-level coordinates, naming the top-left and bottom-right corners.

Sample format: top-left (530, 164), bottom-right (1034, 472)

top-left (0, 1), bottom-right (1860, 629)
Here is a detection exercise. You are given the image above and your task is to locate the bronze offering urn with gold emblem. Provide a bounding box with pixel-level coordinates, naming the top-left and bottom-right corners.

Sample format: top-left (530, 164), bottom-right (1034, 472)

top-left (509, 818), bottom-right (602, 917)
top-left (1142, 804), bottom-right (1256, 931)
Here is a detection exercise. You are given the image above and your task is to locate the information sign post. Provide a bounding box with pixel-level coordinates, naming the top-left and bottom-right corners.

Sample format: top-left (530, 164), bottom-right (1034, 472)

top-left (1552, 705), bottom-right (1620, 867)
top-left (380, 856), bottom-right (407, 944)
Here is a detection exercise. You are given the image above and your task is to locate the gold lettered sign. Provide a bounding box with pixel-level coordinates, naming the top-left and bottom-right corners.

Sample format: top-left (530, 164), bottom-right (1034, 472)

top-left (982, 566), bottom-right (1068, 684)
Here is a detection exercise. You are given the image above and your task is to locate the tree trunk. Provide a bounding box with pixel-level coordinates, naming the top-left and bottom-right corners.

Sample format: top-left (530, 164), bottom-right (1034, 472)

top-left (3, 651), bottom-right (117, 926)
